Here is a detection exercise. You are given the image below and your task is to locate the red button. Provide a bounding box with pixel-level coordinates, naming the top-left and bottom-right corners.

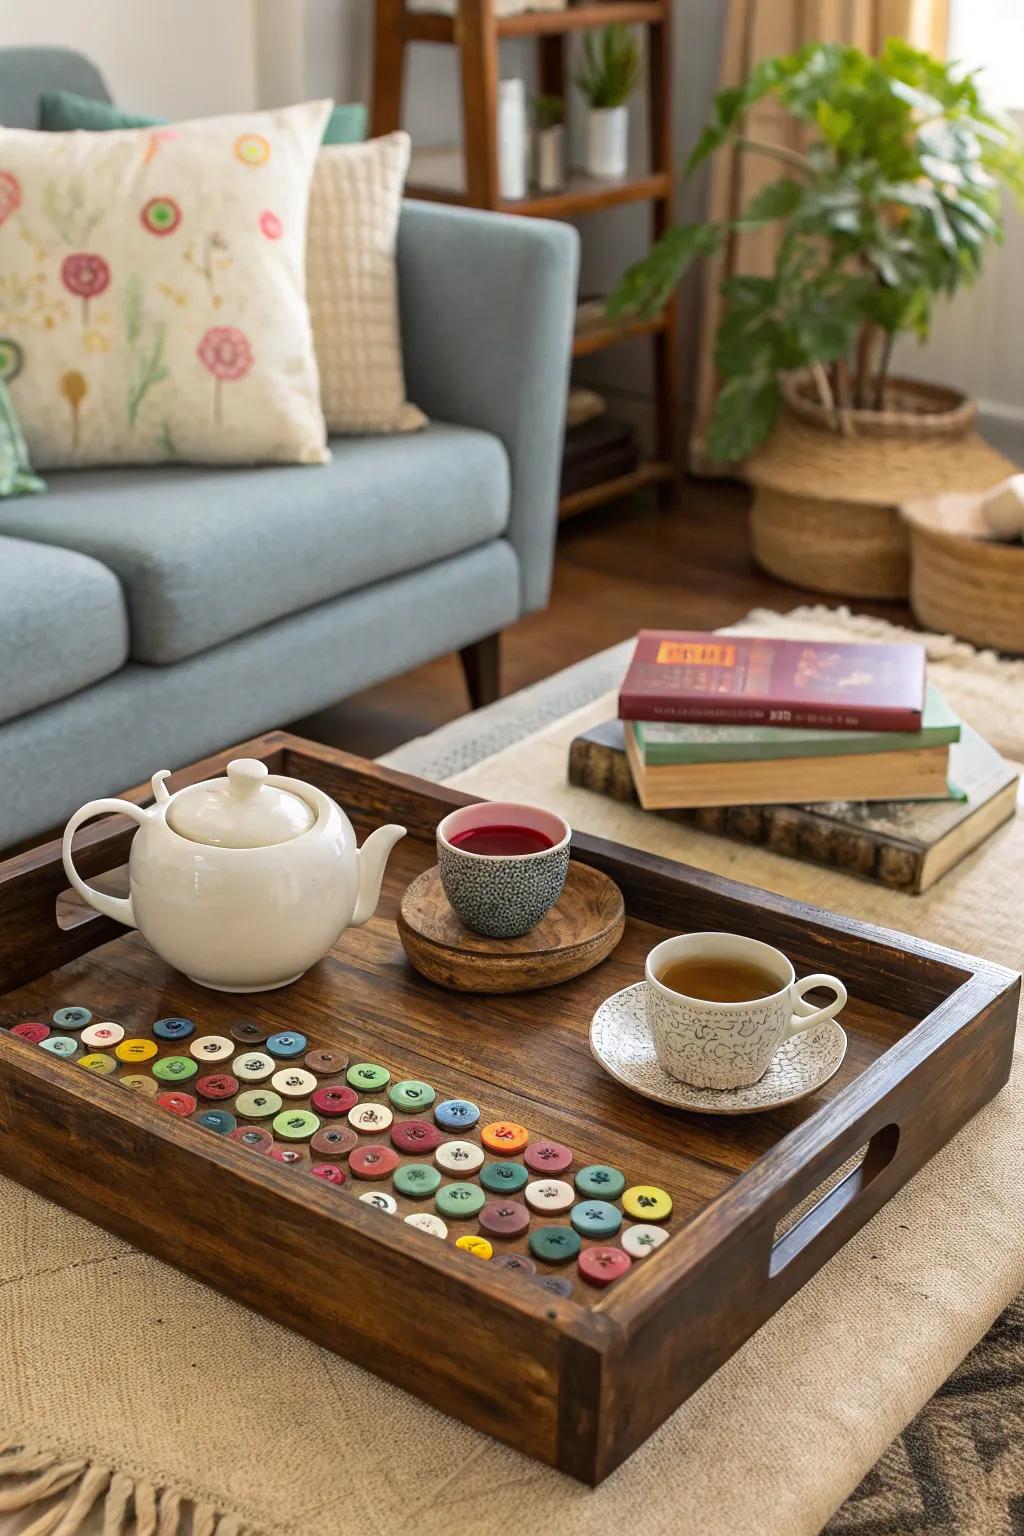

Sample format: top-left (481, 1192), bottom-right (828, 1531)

top-left (310, 1125), bottom-right (358, 1159)
top-left (310, 1084), bottom-right (358, 1116)
top-left (228, 1126), bottom-right (273, 1154)
top-left (156, 1091), bottom-right (196, 1117)
top-left (310, 1162), bottom-right (347, 1185)
top-left (11, 1021), bottom-right (50, 1043)
top-left (579, 1246), bottom-right (633, 1288)
top-left (348, 1143), bottom-right (399, 1180)
top-left (478, 1200), bottom-right (530, 1238)
top-left (269, 1145), bottom-right (305, 1165)
top-left (494, 1252), bottom-right (536, 1276)
top-left (390, 1120), bottom-right (442, 1154)
top-left (523, 1140), bottom-right (572, 1174)
top-left (195, 1073), bottom-right (239, 1101)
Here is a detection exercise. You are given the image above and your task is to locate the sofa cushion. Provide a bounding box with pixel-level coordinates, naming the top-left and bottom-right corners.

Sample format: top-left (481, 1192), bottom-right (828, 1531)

top-left (0, 423), bottom-right (510, 665)
top-left (0, 534), bottom-right (128, 724)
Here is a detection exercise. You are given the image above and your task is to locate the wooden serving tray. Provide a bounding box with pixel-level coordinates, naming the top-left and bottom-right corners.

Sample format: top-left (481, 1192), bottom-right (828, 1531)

top-left (0, 733), bottom-right (1018, 1484)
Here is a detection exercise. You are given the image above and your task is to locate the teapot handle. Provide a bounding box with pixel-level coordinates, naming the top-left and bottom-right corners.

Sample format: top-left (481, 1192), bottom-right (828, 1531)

top-left (62, 799), bottom-right (150, 929)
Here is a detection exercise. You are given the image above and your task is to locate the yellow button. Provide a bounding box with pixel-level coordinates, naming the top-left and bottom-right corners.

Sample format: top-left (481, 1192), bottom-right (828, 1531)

top-left (455, 1234), bottom-right (493, 1261)
top-left (121, 1074), bottom-right (158, 1097)
top-left (115, 1038), bottom-right (158, 1063)
top-left (622, 1185), bottom-right (672, 1222)
top-left (77, 1052), bottom-right (118, 1076)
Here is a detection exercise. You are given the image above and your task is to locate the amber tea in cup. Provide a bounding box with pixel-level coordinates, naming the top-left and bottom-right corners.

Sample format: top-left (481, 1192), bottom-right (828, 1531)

top-left (657, 957), bottom-right (779, 1004)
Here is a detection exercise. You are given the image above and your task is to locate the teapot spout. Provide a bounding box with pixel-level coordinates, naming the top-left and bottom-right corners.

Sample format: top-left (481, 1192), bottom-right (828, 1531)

top-left (351, 823), bottom-right (407, 927)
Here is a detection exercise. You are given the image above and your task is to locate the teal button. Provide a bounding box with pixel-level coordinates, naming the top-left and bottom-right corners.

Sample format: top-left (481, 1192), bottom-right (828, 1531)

top-left (153, 1055), bottom-right (198, 1083)
top-left (347, 1062), bottom-right (390, 1091)
top-left (53, 1006), bottom-right (92, 1031)
top-left (389, 1079), bottom-right (435, 1112)
top-left (435, 1182), bottom-right (485, 1219)
top-left (528, 1225), bottom-right (581, 1264)
top-left (195, 1109), bottom-right (236, 1135)
top-left (570, 1199), bottom-right (622, 1238)
top-left (40, 1035), bottom-right (78, 1058)
top-left (574, 1164), bottom-right (625, 1200)
top-left (480, 1161), bottom-right (529, 1195)
top-left (394, 1163), bottom-right (442, 1199)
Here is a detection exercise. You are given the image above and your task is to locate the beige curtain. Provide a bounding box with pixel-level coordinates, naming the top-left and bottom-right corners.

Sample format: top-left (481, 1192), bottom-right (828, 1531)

top-left (690, 0), bottom-right (951, 472)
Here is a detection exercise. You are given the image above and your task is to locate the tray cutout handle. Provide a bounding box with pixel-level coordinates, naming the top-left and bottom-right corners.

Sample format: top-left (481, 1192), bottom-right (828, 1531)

top-left (769, 1123), bottom-right (900, 1279)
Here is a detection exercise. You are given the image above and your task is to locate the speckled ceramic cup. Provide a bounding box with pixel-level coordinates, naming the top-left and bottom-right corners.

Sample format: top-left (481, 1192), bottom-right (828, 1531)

top-left (436, 802), bottom-right (571, 939)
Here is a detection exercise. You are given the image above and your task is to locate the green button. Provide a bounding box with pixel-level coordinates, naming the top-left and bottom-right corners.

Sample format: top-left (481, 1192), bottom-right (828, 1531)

top-left (153, 1055), bottom-right (198, 1083)
top-left (529, 1225), bottom-right (581, 1264)
top-left (272, 1109), bottom-right (320, 1141)
top-left (480, 1161), bottom-right (529, 1195)
top-left (435, 1182), bottom-right (485, 1219)
top-left (389, 1078), bottom-right (435, 1112)
top-left (569, 1199), bottom-right (622, 1238)
top-left (574, 1164), bottom-right (625, 1200)
top-left (394, 1163), bottom-right (442, 1198)
top-left (346, 1062), bottom-right (390, 1091)
top-left (236, 1089), bottom-right (283, 1120)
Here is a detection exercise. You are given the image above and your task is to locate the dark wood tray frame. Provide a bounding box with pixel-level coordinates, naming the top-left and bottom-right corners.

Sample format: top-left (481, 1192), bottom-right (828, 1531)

top-left (0, 732), bottom-right (1017, 1484)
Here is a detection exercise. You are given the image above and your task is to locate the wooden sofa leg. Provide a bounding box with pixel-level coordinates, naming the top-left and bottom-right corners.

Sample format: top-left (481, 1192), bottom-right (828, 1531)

top-left (459, 633), bottom-right (501, 710)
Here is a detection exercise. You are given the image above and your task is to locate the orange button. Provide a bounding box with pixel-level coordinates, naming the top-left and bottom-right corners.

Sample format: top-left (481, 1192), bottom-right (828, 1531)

top-left (481, 1121), bottom-right (529, 1155)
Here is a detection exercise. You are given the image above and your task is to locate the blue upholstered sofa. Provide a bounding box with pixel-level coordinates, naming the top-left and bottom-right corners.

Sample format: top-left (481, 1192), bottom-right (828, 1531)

top-left (0, 48), bottom-right (578, 849)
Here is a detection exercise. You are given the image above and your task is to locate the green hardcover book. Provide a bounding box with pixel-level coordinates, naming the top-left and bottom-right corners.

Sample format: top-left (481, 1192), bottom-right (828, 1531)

top-left (633, 683), bottom-right (960, 767)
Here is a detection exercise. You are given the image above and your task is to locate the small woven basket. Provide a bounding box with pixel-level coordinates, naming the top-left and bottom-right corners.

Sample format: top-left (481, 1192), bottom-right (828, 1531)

top-left (902, 492), bottom-right (1024, 653)
top-left (750, 488), bottom-right (909, 599)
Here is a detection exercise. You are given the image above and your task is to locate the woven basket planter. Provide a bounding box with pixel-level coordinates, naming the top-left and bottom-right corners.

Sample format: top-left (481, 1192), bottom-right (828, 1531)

top-left (901, 492), bottom-right (1024, 653)
top-left (744, 377), bottom-right (1006, 602)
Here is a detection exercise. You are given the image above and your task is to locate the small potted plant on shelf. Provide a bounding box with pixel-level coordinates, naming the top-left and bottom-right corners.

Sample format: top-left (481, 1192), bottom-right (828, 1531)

top-left (534, 94), bottom-right (566, 192)
top-left (610, 40), bottom-right (1024, 599)
top-left (576, 23), bottom-right (640, 181)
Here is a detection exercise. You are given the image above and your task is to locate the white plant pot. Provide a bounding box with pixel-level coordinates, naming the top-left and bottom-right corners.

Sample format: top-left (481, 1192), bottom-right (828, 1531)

top-left (586, 105), bottom-right (629, 180)
top-left (535, 124), bottom-right (564, 192)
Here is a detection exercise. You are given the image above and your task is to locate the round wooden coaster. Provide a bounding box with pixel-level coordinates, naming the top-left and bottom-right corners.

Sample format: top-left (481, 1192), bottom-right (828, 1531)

top-left (397, 862), bottom-right (625, 994)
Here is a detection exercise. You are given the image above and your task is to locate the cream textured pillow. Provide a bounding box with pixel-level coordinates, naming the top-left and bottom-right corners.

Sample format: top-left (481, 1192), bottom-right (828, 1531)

top-left (307, 133), bottom-right (425, 435)
top-left (0, 101), bottom-right (331, 468)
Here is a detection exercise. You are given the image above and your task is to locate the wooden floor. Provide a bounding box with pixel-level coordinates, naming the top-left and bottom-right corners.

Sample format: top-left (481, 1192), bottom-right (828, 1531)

top-left (293, 480), bottom-right (914, 759)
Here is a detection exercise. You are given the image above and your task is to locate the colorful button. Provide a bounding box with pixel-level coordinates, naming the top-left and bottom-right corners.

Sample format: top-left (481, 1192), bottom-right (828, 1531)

top-left (272, 1109), bottom-right (320, 1141)
top-left (436, 1182), bottom-right (486, 1220)
top-left (156, 1091), bottom-right (196, 1117)
top-left (394, 1163), bottom-right (442, 1198)
top-left (524, 1179), bottom-right (575, 1214)
top-left (579, 1247), bottom-right (632, 1288)
top-left (494, 1253), bottom-right (536, 1277)
top-left (39, 1035), bottom-right (78, 1058)
top-left (305, 1049), bottom-right (347, 1075)
top-left (195, 1073), bottom-right (239, 1101)
top-left (346, 1061), bottom-right (390, 1091)
top-left (310, 1084), bottom-right (358, 1117)
top-left (53, 1006), bottom-right (91, 1031)
top-left (232, 1052), bottom-right (275, 1082)
top-left (120, 1074), bottom-right (158, 1096)
top-left (481, 1121), bottom-right (529, 1155)
top-left (360, 1191), bottom-right (397, 1213)
top-left (480, 1161), bottom-right (529, 1195)
top-left (115, 1038), bottom-right (158, 1064)
top-left (152, 1055), bottom-right (198, 1083)
top-left (228, 1125), bottom-right (273, 1154)
top-left (11, 1021), bottom-right (50, 1043)
top-left (570, 1200), bottom-right (622, 1238)
top-left (405, 1211), bottom-right (447, 1239)
top-left (621, 1224), bottom-right (670, 1259)
top-left (77, 1052), bottom-right (118, 1076)
top-left (349, 1143), bottom-right (399, 1180)
top-left (348, 1102), bottom-right (393, 1135)
top-left (456, 1234), bottom-right (493, 1260)
top-left (435, 1139), bottom-right (484, 1174)
top-left (230, 1021), bottom-right (267, 1045)
top-left (195, 1108), bottom-right (236, 1135)
top-left (269, 1144), bottom-right (305, 1165)
top-left (310, 1162), bottom-right (347, 1185)
top-left (478, 1200), bottom-right (530, 1238)
top-left (310, 1125), bottom-right (358, 1160)
top-left (271, 1067), bottom-right (317, 1099)
top-left (266, 1031), bottom-right (308, 1059)
top-left (524, 1140), bottom-right (572, 1175)
top-left (81, 1022), bottom-right (124, 1049)
top-left (537, 1275), bottom-right (574, 1298)
top-left (235, 1089), bottom-right (282, 1120)
top-left (435, 1098), bottom-right (479, 1130)
top-left (622, 1185), bottom-right (672, 1222)
top-left (189, 1034), bottom-right (233, 1063)
top-left (574, 1164), bottom-right (625, 1200)
top-left (529, 1226), bottom-right (581, 1264)
top-left (391, 1120), bottom-right (443, 1154)
top-left (389, 1079), bottom-right (436, 1112)
top-left (154, 1016), bottom-right (195, 1042)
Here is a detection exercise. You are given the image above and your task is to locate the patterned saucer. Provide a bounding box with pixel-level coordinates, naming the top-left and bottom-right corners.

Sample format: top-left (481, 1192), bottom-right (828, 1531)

top-left (590, 982), bottom-right (847, 1116)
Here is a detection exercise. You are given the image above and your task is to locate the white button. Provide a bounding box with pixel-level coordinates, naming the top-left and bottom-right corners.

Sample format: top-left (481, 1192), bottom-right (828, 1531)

top-left (435, 1139), bottom-right (484, 1173)
top-left (81, 1021), bottom-right (124, 1048)
top-left (621, 1223), bottom-right (670, 1259)
top-left (189, 1034), bottom-right (233, 1062)
top-left (232, 1052), bottom-right (275, 1082)
top-left (271, 1067), bottom-right (318, 1098)
top-left (405, 1212), bottom-right (447, 1238)
top-left (524, 1179), bottom-right (574, 1213)
top-left (348, 1102), bottom-right (394, 1134)
top-left (360, 1191), bottom-right (397, 1214)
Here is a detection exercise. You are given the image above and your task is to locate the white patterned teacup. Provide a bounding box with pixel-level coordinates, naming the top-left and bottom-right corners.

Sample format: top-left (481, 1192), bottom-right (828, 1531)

top-left (644, 932), bottom-right (847, 1090)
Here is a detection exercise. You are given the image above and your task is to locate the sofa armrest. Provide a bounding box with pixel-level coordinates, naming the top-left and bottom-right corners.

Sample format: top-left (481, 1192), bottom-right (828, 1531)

top-left (397, 201), bottom-right (579, 615)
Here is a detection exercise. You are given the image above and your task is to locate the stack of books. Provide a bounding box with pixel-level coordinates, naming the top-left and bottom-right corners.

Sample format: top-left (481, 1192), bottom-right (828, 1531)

top-left (568, 630), bottom-right (1019, 892)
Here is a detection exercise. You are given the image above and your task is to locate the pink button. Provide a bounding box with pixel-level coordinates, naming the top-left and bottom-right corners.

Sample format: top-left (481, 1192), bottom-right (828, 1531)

top-left (579, 1246), bottom-right (632, 1288)
top-left (11, 1021), bottom-right (50, 1044)
top-left (523, 1139), bottom-right (572, 1174)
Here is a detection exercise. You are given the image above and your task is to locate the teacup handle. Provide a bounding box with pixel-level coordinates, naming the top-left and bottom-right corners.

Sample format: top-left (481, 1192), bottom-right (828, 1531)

top-left (784, 974), bottom-right (847, 1040)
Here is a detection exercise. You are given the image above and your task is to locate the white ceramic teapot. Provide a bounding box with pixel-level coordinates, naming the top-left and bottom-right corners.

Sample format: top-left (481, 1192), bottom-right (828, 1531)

top-left (62, 759), bottom-right (406, 993)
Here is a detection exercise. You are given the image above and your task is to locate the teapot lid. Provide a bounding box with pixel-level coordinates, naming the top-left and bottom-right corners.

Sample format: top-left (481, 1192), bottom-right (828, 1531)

top-left (166, 759), bottom-right (315, 848)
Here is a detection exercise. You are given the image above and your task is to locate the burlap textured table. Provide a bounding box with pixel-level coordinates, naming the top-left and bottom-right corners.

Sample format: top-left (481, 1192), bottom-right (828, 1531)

top-left (2, 606), bottom-right (1021, 1536)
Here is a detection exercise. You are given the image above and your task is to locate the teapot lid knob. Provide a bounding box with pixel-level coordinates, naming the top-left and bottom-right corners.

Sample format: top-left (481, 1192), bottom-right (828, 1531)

top-left (227, 758), bottom-right (269, 799)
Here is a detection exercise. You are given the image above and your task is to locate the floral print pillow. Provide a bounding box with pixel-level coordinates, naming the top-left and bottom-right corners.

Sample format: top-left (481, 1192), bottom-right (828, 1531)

top-left (0, 101), bottom-right (331, 468)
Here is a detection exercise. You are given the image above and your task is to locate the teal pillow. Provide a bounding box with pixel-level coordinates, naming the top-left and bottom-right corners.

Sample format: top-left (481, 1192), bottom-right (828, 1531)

top-left (38, 89), bottom-right (367, 145)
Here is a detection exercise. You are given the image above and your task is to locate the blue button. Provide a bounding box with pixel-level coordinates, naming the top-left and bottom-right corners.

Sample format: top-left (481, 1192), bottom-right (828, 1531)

top-left (40, 1035), bottom-right (78, 1058)
top-left (154, 1016), bottom-right (195, 1041)
top-left (266, 1031), bottom-right (307, 1059)
top-left (195, 1109), bottom-right (236, 1134)
top-left (569, 1199), bottom-right (622, 1239)
top-left (434, 1098), bottom-right (480, 1131)
top-left (53, 1006), bottom-right (91, 1031)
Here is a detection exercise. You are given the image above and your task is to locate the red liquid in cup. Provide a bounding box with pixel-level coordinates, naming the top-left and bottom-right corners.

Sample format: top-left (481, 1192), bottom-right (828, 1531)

top-left (449, 824), bottom-right (555, 857)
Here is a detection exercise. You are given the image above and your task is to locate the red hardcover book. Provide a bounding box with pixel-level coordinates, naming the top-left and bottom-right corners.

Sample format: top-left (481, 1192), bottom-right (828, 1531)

top-left (618, 631), bottom-right (926, 731)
